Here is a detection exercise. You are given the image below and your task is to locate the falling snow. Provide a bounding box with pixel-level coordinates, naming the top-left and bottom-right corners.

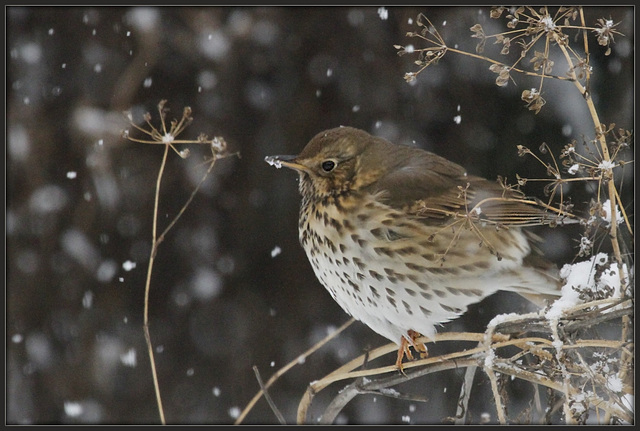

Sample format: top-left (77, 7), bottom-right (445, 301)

top-left (228, 406), bottom-right (241, 419)
top-left (82, 291), bottom-right (93, 309)
top-left (122, 260), bottom-right (136, 271)
top-left (64, 401), bottom-right (83, 418)
top-left (120, 348), bottom-right (137, 367)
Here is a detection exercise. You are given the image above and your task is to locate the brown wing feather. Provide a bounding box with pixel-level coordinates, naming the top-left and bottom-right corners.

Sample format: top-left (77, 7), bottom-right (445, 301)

top-left (365, 143), bottom-right (549, 227)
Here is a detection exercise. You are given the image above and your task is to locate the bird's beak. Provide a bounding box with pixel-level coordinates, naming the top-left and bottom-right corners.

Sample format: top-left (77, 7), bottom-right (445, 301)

top-left (264, 154), bottom-right (307, 172)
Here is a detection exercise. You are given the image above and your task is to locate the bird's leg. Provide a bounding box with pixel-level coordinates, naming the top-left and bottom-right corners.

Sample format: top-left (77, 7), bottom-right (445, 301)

top-left (395, 329), bottom-right (429, 373)
top-left (395, 336), bottom-right (413, 374)
top-left (407, 329), bottom-right (429, 359)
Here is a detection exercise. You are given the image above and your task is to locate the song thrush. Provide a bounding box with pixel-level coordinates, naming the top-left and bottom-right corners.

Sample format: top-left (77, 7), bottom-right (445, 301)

top-left (266, 126), bottom-right (562, 369)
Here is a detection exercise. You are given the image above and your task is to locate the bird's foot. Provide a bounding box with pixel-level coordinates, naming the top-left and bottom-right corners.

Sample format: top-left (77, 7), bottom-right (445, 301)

top-left (395, 329), bottom-right (429, 374)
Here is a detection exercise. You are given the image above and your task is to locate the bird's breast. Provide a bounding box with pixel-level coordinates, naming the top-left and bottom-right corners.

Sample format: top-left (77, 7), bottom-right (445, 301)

top-left (298, 192), bottom-right (536, 289)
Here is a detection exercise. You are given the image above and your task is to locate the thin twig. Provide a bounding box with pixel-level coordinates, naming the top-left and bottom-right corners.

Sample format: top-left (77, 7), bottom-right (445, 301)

top-left (318, 375), bottom-right (431, 425)
top-left (317, 380), bottom-right (359, 425)
top-left (252, 366), bottom-right (286, 425)
top-left (302, 357), bottom-right (479, 424)
top-left (234, 318), bottom-right (355, 424)
top-left (484, 366), bottom-right (507, 424)
top-left (127, 101), bottom-right (233, 425)
top-left (143, 144), bottom-right (169, 425)
top-left (156, 154), bottom-right (221, 248)
top-left (454, 364), bottom-right (477, 424)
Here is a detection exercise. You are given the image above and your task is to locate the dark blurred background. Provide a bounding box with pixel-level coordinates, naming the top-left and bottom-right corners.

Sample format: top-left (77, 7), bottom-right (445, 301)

top-left (6, 6), bottom-right (633, 424)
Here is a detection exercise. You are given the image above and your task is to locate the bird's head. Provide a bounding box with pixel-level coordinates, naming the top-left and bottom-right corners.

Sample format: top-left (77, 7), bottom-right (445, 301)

top-left (265, 126), bottom-right (394, 200)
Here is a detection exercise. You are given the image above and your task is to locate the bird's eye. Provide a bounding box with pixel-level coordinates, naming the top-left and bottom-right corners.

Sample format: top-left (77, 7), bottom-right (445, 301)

top-left (321, 160), bottom-right (336, 172)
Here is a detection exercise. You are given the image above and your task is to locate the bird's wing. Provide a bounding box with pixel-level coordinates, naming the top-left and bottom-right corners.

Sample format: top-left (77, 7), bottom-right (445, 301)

top-left (368, 148), bottom-right (555, 228)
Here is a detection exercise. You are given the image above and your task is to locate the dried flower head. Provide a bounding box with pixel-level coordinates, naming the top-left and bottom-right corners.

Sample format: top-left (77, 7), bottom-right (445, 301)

top-left (521, 88), bottom-right (546, 114)
top-left (122, 100), bottom-right (231, 160)
top-left (398, 7), bottom-right (627, 114)
top-left (594, 18), bottom-right (623, 56)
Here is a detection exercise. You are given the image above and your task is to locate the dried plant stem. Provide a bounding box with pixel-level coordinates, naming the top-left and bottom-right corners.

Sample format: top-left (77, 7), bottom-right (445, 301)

top-left (156, 154), bottom-right (220, 249)
top-left (611, 185), bottom-right (633, 235)
top-left (549, 16), bottom-right (632, 402)
top-left (316, 381), bottom-right (359, 424)
top-left (482, 319), bottom-right (506, 424)
top-left (297, 332), bottom-right (488, 423)
top-left (124, 100), bottom-right (233, 424)
top-left (143, 148), bottom-right (222, 425)
top-left (143, 144), bottom-right (170, 425)
top-left (554, 28), bottom-right (625, 277)
top-left (446, 46), bottom-right (573, 82)
top-left (556, 14), bottom-right (633, 403)
top-left (297, 297), bottom-right (632, 424)
top-left (454, 363), bottom-right (478, 424)
top-left (316, 361), bottom-right (449, 425)
top-left (234, 318), bottom-right (355, 424)
top-left (252, 366), bottom-right (286, 425)
top-left (484, 366), bottom-right (507, 424)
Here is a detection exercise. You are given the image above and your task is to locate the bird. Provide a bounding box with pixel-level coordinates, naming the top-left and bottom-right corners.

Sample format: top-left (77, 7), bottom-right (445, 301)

top-left (265, 126), bottom-right (564, 370)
